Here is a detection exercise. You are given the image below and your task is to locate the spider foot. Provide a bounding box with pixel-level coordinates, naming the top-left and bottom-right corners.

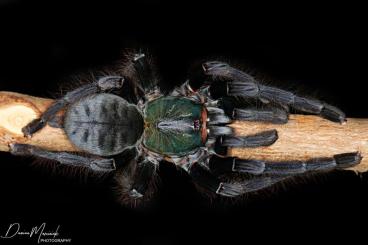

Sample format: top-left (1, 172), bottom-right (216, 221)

top-left (22, 118), bottom-right (45, 137)
top-left (334, 152), bottom-right (362, 168)
top-left (9, 143), bottom-right (33, 155)
top-left (128, 189), bottom-right (144, 199)
top-left (320, 104), bottom-right (346, 123)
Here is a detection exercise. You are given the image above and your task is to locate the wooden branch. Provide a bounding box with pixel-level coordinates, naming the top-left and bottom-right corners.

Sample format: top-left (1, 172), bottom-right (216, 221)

top-left (1, 91), bottom-right (368, 173)
top-left (0, 91), bottom-right (77, 152)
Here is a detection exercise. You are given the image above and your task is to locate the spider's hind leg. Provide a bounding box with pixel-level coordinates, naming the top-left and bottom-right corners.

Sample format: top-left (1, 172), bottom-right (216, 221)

top-left (10, 143), bottom-right (116, 172)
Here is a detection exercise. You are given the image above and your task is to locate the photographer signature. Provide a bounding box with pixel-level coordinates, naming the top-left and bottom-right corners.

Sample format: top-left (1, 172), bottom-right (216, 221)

top-left (1, 222), bottom-right (70, 243)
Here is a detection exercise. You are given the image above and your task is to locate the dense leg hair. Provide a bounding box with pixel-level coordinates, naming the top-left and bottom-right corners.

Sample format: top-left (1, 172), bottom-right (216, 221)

top-left (189, 162), bottom-right (289, 197)
top-left (188, 61), bottom-right (345, 123)
top-left (114, 158), bottom-right (159, 207)
top-left (118, 51), bottom-right (160, 103)
top-left (189, 152), bottom-right (361, 198)
top-left (10, 144), bottom-right (116, 172)
top-left (208, 154), bottom-right (362, 176)
top-left (232, 107), bottom-right (288, 124)
top-left (129, 159), bottom-right (157, 198)
top-left (220, 130), bottom-right (278, 148)
top-left (213, 130), bottom-right (278, 156)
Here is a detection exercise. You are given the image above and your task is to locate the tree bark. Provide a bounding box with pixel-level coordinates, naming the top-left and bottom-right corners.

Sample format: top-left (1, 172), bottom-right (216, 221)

top-left (1, 91), bottom-right (367, 172)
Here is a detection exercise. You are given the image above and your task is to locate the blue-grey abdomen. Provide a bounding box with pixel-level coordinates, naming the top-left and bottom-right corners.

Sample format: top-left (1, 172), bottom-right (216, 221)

top-left (64, 93), bottom-right (143, 156)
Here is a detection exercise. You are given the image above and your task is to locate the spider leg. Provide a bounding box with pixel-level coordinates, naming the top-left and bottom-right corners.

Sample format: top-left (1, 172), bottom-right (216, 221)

top-left (190, 152), bottom-right (361, 197)
top-left (201, 61), bottom-right (345, 123)
top-left (9, 143), bottom-right (116, 172)
top-left (120, 51), bottom-right (160, 103)
top-left (132, 53), bottom-right (157, 94)
top-left (128, 159), bottom-right (157, 199)
top-left (189, 162), bottom-right (288, 197)
top-left (208, 153), bottom-right (362, 176)
top-left (219, 130), bottom-right (278, 148)
top-left (232, 107), bottom-right (289, 124)
top-left (47, 114), bottom-right (64, 128)
top-left (211, 129), bottom-right (278, 155)
top-left (22, 76), bottom-right (125, 137)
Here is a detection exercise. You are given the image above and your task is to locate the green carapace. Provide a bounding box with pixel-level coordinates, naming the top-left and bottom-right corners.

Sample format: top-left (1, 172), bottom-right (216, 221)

top-left (144, 96), bottom-right (206, 156)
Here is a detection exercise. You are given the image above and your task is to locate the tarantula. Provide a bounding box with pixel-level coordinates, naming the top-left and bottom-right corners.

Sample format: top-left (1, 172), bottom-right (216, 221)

top-left (9, 52), bottom-right (362, 204)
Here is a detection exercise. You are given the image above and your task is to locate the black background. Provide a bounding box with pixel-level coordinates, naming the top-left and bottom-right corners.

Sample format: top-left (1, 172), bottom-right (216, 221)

top-left (0, 1), bottom-right (367, 244)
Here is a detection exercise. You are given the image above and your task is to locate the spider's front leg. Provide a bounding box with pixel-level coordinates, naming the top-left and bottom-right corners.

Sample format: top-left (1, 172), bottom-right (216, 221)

top-left (188, 61), bottom-right (345, 124)
top-left (188, 156), bottom-right (288, 197)
top-left (189, 152), bottom-right (361, 197)
top-left (22, 76), bottom-right (125, 137)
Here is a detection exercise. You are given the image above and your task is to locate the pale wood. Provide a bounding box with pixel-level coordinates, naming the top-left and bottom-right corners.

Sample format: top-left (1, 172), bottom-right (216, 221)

top-left (229, 116), bottom-right (368, 173)
top-left (0, 91), bottom-right (77, 152)
top-left (1, 91), bottom-right (367, 172)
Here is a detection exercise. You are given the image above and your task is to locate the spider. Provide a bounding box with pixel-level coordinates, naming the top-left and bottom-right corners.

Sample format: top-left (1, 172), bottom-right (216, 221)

top-left (9, 52), bottom-right (362, 204)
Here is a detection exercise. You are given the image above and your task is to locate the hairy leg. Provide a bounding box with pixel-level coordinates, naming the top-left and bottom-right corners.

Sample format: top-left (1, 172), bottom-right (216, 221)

top-left (208, 153), bottom-right (362, 176)
top-left (232, 107), bottom-right (289, 124)
top-left (120, 51), bottom-right (160, 103)
top-left (220, 130), bottom-right (278, 148)
top-left (189, 151), bottom-right (361, 197)
top-left (189, 162), bottom-right (288, 197)
top-left (128, 159), bottom-right (157, 199)
top-left (194, 61), bottom-right (345, 123)
top-left (10, 143), bottom-right (116, 172)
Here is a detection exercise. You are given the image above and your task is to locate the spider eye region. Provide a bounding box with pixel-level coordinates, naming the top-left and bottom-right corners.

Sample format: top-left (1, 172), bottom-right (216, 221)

top-left (143, 96), bottom-right (207, 156)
